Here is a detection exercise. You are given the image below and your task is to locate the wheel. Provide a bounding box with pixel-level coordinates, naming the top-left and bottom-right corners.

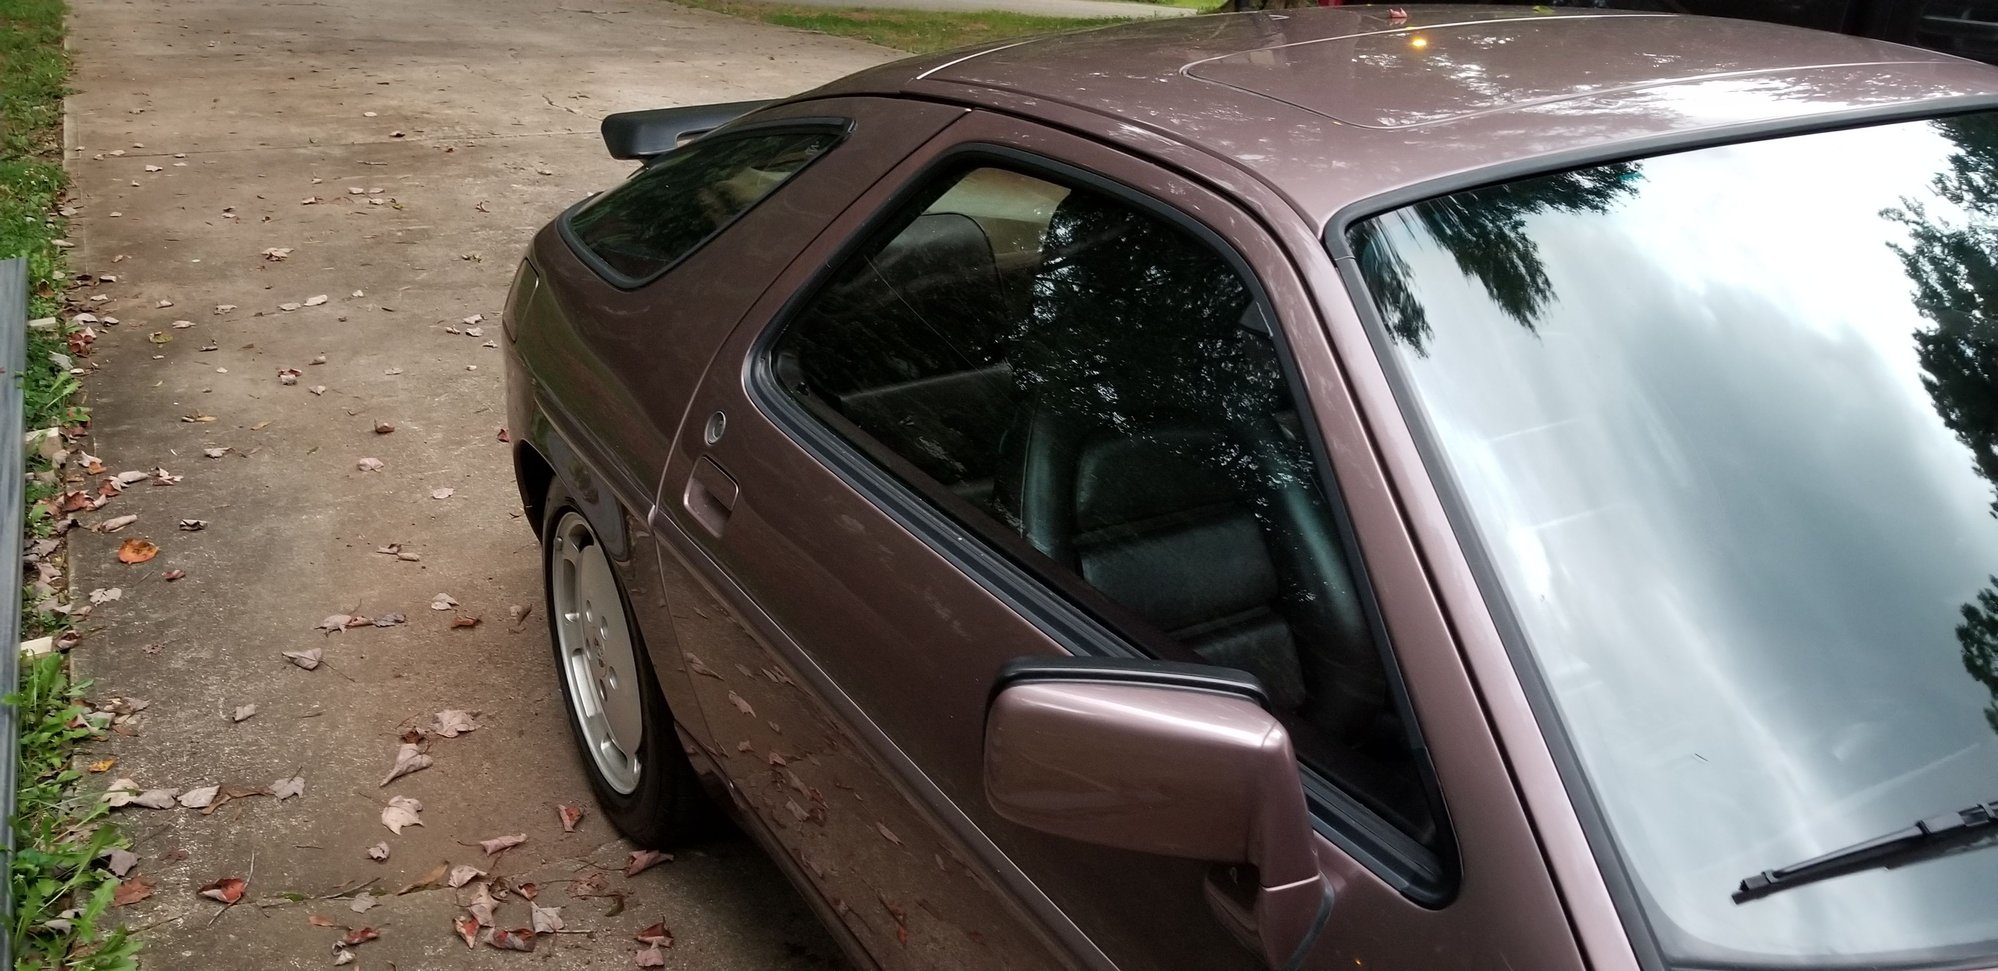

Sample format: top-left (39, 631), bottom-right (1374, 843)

top-left (542, 481), bottom-right (704, 847)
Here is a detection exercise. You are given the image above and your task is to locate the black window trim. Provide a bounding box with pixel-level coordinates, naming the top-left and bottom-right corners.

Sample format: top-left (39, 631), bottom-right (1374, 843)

top-left (744, 140), bottom-right (1461, 905)
top-left (1321, 95), bottom-right (1998, 971)
top-left (558, 115), bottom-right (854, 291)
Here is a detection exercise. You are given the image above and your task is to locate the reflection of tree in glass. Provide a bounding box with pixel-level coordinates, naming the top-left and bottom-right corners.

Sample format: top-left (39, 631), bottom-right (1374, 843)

top-left (1352, 163), bottom-right (1642, 352)
top-left (1887, 112), bottom-right (1998, 733)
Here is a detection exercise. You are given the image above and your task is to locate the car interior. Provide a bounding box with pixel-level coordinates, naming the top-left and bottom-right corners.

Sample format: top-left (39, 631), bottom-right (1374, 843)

top-left (773, 167), bottom-right (1439, 844)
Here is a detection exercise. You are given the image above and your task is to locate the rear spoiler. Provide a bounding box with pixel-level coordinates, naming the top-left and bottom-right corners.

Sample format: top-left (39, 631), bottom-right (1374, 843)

top-left (600, 100), bottom-right (775, 161)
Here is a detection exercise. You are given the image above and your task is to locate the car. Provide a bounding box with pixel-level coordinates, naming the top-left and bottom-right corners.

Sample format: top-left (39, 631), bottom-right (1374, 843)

top-left (501, 7), bottom-right (1998, 970)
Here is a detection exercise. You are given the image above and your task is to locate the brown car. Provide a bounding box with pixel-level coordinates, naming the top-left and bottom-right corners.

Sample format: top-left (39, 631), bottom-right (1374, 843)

top-left (503, 7), bottom-right (1998, 970)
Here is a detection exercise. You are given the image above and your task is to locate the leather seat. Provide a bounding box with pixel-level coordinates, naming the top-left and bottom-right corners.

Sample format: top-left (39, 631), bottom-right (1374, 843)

top-left (995, 191), bottom-right (1388, 738)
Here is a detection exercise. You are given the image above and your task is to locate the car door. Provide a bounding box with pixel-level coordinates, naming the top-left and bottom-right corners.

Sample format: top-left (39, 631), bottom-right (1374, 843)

top-left (651, 109), bottom-right (1589, 971)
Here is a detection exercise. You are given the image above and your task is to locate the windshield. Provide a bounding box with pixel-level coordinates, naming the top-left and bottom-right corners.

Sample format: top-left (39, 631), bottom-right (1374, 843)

top-left (1348, 112), bottom-right (1998, 966)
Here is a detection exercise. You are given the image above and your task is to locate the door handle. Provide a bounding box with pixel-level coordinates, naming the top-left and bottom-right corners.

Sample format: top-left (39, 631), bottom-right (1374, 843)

top-left (683, 456), bottom-right (738, 538)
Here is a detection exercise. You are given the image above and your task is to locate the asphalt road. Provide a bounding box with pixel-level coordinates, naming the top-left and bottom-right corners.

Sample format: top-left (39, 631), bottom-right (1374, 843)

top-left (62, 0), bottom-right (899, 965)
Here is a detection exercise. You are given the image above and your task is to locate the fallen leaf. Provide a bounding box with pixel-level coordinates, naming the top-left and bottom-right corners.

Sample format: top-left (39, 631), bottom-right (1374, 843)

top-left (454, 916), bottom-right (480, 948)
top-left (350, 892), bottom-right (378, 914)
top-left (88, 757), bottom-right (116, 773)
top-left (557, 804), bottom-right (583, 833)
top-left (94, 514), bottom-right (137, 533)
top-left (447, 864), bottom-right (486, 888)
top-left (305, 294), bottom-right (329, 307)
top-left (373, 612), bottom-right (406, 627)
top-left (309, 385), bottom-right (327, 396)
top-left (497, 427), bottom-right (510, 442)
top-left (727, 691), bottom-right (755, 717)
top-left (307, 914), bottom-right (337, 928)
top-left (147, 331), bottom-right (170, 345)
top-left (162, 569), bottom-right (186, 582)
top-left (181, 414), bottom-right (217, 423)
top-left (103, 779), bottom-right (178, 810)
top-left (333, 949), bottom-right (354, 966)
top-left (467, 882), bottom-right (498, 926)
top-left (624, 850), bottom-right (670, 877)
top-left (635, 946), bottom-right (668, 967)
top-left (509, 603), bottom-right (532, 625)
top-left (518, 882), bottom-right (539, 900)
top-left (431, 487), bottom-right (454, 500)
top-left (339, 927), bottom-right (378, 946)
top-left (178, 785), bottom-right (220, 809)
top-left (397, 860), bottom-right (447, 894)
top-left (202, 447), bottom-right (231, 459)
top-left (450, 614), bottom-right (480, 629)
top-left (284, 648), bottom-right (324, 670)
top-left (380, 742), bottom-right (432, 786)
top-left (430, 593), bottom-right (458, 611)
top-left (531, 904), bottom-right (564, 935)
top-left (366, 842), bottom-right (389, 861)
top-left (489, 928), bottom-right (536, 952)
top-left (231, 704), bottom-right (257, 723)
top-left (431, 709), bottom-right (478, 737)
top-left (116, 538), bottom-right (158, 564)
top-left (198, 876), bottom-right (247, 905)
top-left (88, 587), bottom-right (121, 604)
top-left (112, 876), bottom-right (155, 907)
top-left (177, 519), bottom-right (206, 532)
top-left (635, 921), bottom-right (673, 947)
top-left (479, 833), bottom-right (526, 856)
top-left (877, 822), bottom-right (902, 846)
top-left (570, 872), bottom-right (609, 898)
top-left (278, 368), bottom-right (300, 385)
top-left (356, 457), bottom-right (384, 472)
top-left (103, 848), bottom-right (139, 877)
top-left (278, 302), bottom-right (301, 312)
top-left (270, 775), bottom-right (305, 801)
top-left (381, 796), bottom-right (423, 834)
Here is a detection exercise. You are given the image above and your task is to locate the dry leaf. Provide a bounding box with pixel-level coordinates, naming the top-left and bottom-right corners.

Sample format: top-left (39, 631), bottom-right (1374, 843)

top-left (635, 921), bottom-right (673, 947)
top-left (509, 603), bottom-right (532, 625)
top-left (178, 785), bottom-right (219, 809)
top-left (270, 775), bottom-right (305, 801)
top-left (278, 302), bottom-right (301, 312)
top-left (557, 804), bottom-right (583, 833)
top-left (430, 593), bottom-right (457, 611)
top-left (284, 648), bottom-right (324, 670)
top-left (307, 914), bottom-right (337, 928)
top-left (103, 848), bottom-right (139, 877)
top-left (518, 882), bottom-right (539, 900)
top-left (398, 860), bottom-right (447, 895)
top-left (531, 904), bottom-right (564, 935)
top-left (454, 916), bottom-right (479, 948)
top-left (366, 842), bottom-right (389, 861)
top-left (163, 569), bottom-right (186, 582)
top-left (636, 946), bottom-right (668, 967)
top-left (431, 709), bottom-right (477, 737)
top-left (278, 367), bottom-right (300, 385)
top-left (877, 822), bottom-right (902, 846)
top-left (727, 691), bottom-right (754, 717)
top-left (177, 519), bottom-right (206, 532)
top-left (479, 833), bottom-right (526, 856)
top-left (467, 882), bottom-right (498, 926)
top-left (450, 614), bottom-right (480, 629)
top-left (339, 926), bottom-right (378, 946)
top-left (231, 704), bottom-right (257, 723)
top-left (198, 876), bottom-right (247, 905)
top-left (333, 949), bottom-right (354, 966)
top-left (309, 385), bottom-right (328, 396)
top-left (380, 742), bottom-right (432, 786)
top-left (489, 928), bottom-right (536, 952)
top-left (356, 457), bottom-right (384, 472)
top-left (94, 514), bottom-right (137, 533)
top-left (112, 876), bottom-right (155, 907)
top-left (202, 447), bottom-right (230, 459)
top-left (88, 757), bottom-right (116, 773)
top-left (88, 587), bottom-right (121, 604)
top-left (430, 487), bottom-right (454, 500)
top-left (624, 850), bottom-right (670, 877)
top-left (381, 795), bottom-right (423, 834)
top-left (305, 294), bottom-right (329, 307)
top-left (350, 892), bottom-right (378, 913)
top-left (446, 864), bottom-right (486, 888)
top-left (116, 538), bottom-right (158, 564)
top-left (261, 247), bottom-right (292, 261)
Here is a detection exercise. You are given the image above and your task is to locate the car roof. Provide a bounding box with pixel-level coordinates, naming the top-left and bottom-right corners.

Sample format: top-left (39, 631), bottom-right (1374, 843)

top-left (808, 5), bottom-right (1998, 227)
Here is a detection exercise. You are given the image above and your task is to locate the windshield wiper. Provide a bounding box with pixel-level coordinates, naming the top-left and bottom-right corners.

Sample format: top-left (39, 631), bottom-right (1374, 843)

top-left (1733, 799), bottom-right (1998, 903)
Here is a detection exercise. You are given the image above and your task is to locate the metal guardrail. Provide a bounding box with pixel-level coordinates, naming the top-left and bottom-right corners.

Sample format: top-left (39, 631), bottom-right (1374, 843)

top-left (0, 256), bottom-right (27, 969)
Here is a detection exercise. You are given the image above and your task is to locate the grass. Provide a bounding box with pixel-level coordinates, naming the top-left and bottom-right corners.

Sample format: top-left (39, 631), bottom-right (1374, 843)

top-left (3, 0), bottom-right (131, 967)
top-left (672, 0), bottom-right (1133, 53)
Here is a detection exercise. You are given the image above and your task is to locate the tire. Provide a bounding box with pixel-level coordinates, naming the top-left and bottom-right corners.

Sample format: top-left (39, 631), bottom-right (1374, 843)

top-left (540, 480), bottom-right (705, 848)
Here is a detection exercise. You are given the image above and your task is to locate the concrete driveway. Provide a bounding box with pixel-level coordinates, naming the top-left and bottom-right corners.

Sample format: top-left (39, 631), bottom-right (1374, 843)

top-left (61, 0), bottom-right (898, 965)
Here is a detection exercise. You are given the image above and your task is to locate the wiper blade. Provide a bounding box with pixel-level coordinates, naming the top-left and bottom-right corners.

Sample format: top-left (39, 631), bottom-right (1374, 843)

top-left (1733, 799), bottom-right (1998, 903)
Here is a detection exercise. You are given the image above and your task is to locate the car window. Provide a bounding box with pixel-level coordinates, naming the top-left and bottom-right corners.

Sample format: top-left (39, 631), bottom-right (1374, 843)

top-left (565, 129), bottom-right (837, 284)
top-left (771, 163), bottom-right (1440, 848)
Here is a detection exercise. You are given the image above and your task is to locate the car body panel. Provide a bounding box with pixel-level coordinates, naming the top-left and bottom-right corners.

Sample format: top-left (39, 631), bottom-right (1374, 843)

top-left (648, 106), bottom-right (1588, 971)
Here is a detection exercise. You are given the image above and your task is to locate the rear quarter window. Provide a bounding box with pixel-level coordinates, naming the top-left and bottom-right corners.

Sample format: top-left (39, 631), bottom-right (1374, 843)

top-left (563, 128), bottom-right (838, 285)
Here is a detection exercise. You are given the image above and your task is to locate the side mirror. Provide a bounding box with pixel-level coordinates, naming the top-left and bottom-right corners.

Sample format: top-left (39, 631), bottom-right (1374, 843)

top-left (983, 658), bottom-right (1331, 968)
